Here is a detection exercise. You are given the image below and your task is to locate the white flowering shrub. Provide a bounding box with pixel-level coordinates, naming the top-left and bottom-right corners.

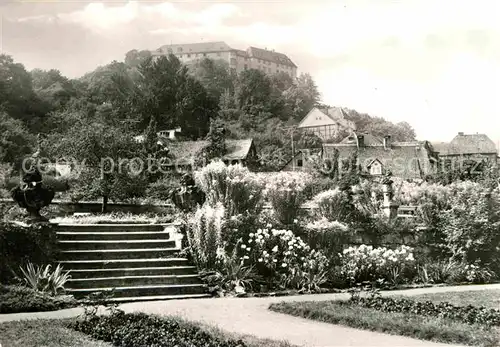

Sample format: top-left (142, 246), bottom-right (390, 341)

top-left (186, 203), bottom-right (225, 270)
top-left (340, 244), bottom-right (416, 285)
top-left (238, 226), bottom-right (329, 291)
top-left (194, 160), bottom-right (265, 216)
top-left (264, 172), bottom-right (313, 225)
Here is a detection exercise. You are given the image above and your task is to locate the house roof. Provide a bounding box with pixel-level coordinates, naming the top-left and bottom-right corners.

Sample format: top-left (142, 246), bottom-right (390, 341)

top-left (438, 133), bottom-right (497, 155)
top-left (297, 107), bottom-right (356, 130)
top-left (155, 41), bottom-right (233, 55)
top-left (165, 139), bottom-right (254, 165)
top-left (322, 137), bottom-right (436, 179)
top-left (340, 133), bottom-right (383, 146)
top-left (247, 46), bottom-right (296, 67)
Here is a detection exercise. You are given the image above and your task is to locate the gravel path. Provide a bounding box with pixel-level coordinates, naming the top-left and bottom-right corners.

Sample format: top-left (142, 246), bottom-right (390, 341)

top-left (2, 283), bottom-right (500, 346)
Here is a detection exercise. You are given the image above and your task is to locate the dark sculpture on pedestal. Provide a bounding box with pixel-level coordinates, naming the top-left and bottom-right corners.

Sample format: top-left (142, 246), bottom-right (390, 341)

top-left (10, 135), bottom-right (55, 222)
top-left (170, 173), bottom-right (205, 213)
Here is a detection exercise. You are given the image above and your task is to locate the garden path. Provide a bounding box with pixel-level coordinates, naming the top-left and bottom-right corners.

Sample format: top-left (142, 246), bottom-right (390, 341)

top-left (2, 283), bottom-right (500, 346)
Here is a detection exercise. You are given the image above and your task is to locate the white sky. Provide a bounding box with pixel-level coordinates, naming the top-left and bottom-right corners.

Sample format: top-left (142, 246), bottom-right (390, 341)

top-left (2, 0), bottom-right (499, 144)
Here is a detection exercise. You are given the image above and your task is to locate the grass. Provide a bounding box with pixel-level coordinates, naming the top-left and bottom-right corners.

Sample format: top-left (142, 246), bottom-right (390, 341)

top-left (269, 300), bottom-right (500, 347)
top-left (51, 212), bottom-right (174, 224)
top-left (404, 289), bottom-right (500, 309)
top-left (0, 319), bottom-right (112, 347)
top-left (0, 317), bottom-right (296, 347)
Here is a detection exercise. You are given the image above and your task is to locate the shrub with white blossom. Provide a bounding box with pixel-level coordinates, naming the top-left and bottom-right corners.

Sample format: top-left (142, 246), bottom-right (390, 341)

top-left (340, 244), bottom-right (416, 285)
top-left (238, 226), bottom-right (329, 291)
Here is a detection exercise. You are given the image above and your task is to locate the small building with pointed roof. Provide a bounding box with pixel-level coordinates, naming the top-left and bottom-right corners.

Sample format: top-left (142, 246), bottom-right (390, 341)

top-left (297, 107), bottom-right (356, 141)
top-left (322, 132), bottom-right (439, 179)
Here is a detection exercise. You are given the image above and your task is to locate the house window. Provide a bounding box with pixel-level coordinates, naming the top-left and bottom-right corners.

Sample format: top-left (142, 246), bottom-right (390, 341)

top-left (187, 54), bottom-right (191, 58)
top-left (370, 161), bottom-right (382, 175)
top-left (297, 159), bottom-right (303, 167)
top-left (177, 47), bottom-right (183, 52)
top-left (203, 53), bottom-right (207, 57)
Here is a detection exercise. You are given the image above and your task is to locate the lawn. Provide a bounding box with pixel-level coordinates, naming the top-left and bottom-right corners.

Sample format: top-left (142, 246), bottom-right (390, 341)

top-left (269, 290), bottom-right (500, 347)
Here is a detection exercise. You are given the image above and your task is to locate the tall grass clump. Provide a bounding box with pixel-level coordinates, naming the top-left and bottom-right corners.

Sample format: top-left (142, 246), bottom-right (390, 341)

top-left (194, 160), bottom-right (264, 216)
top-left (186, 203), bottom-right (225, 270)
top-left (265, 172), bottom-right (313, 225)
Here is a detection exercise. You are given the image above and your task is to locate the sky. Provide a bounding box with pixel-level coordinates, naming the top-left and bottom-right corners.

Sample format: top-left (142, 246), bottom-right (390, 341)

top-left (1, 0), bottom-right (499, 144)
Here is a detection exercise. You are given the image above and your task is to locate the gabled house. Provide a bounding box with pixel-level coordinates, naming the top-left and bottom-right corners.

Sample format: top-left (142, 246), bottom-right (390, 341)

top-left (431, 132), bottom-right (498, 168)
top-left (164, 138), bottom-right (257, 171)
top-left (280, 149), bottom-right (320, 172)
top-left (322, 132), bottom-right (439, 179)
top-left (297, 107), bottom-right (356, 141)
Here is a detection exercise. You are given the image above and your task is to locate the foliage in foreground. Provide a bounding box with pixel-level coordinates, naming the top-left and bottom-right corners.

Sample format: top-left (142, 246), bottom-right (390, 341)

top-left (0, 319), bottom-right (112, 347)
top-left (0, 222), bottom-right (57, 284)
top-left (70, 310), bottom-right (271, 347)
top-left (269, 300), bottom-right (499, 347)
top-left (0, 285), bottom-right (77, 313)
top-left (19, 262), bottom-right (71, 295)
top-left (348, 295), bottom-right (500, 327)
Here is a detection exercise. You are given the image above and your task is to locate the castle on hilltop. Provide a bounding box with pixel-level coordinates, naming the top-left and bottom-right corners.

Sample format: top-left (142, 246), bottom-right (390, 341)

top-left (151, 41), bottom-right (297, 77)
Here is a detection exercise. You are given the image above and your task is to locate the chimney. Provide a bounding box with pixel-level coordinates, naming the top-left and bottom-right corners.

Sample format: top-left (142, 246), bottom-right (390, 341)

top-left (357, 135), bottom-right (364, 148)
top-left (383, 135), bottom-right (391, 150)
top-left (458, 132), bottom-right (464, 136)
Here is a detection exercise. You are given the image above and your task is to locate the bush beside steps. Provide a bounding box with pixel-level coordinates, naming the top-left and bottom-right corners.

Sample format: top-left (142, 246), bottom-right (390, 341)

top-left (0, 285), bottom-right (77, 314)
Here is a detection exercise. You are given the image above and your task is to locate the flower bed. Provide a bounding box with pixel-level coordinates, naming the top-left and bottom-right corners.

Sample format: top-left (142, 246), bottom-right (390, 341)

top-left (70, 311), bottom-right (253, 347)
top-left (347, 295), bottom-right (500, 327)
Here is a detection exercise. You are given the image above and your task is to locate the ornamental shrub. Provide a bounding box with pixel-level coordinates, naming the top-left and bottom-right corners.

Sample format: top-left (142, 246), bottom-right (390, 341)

top-left (0, 285), bottom-right (77, 313)
top-left (240, 226), bottom-right (329, 291)
top-left (264, 172), bottom-right (313, 225)
top-left (194, 161), bottom-right (265, 216)
top-left (186, 203), bottom-right (225, 270)
top-left (0, 222), bottom-right (57, 284)
top-left (303, 218), bottom-right (349, 261)
top-left (339, 244), bottom-right (416, 285)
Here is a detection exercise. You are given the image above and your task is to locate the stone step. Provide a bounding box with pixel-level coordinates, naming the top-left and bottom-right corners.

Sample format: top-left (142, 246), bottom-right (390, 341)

top-left (67, 283), bottom-right (207, 298)
top-left (67, 274), bottom-right (202, 289)
top-left (56, 224), bottom-right (174, 232)
top-left (105, 294), bottom-right (211, 303)
top-left (57, 231), bottom-right (172, 241)
top-left (58, 248), bottom-right (179, 261)
top-left (58, 258), bottom-right (191, 270)
top-left (57, 240), bottom-right (176, 251)
top-left (67, 266), bottom-right (197, 279)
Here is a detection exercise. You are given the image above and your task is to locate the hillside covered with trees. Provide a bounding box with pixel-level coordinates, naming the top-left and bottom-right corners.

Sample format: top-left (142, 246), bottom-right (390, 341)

top-left (1, 49), bottom-right (417, 174)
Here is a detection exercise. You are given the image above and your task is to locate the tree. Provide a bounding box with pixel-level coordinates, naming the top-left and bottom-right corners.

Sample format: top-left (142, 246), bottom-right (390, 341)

top-left (0, 112), bottom-right (35, 166)
top-left (51, 122), bottom-right (148, 212)
top-left (282, 73), bottom-right (321, 121)
top-left (31, 69), bottom-right (77, 110)
top-left (186, 58), bottom-right (235, 101)
top-left (128, 54), bottom-right (217, 138)
top-left (124, 49), bottom-right (152, 68)
top-left (0, 54), bottom-right (46, 128)
top-left (343, 108), bottom-right (417, 141)
top-left (195, 118), bottom-right (227, 168)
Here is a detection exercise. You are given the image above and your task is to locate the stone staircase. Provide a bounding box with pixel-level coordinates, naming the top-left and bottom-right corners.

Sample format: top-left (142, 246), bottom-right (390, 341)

top-left (55, 223), bottom-right (210, 302)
